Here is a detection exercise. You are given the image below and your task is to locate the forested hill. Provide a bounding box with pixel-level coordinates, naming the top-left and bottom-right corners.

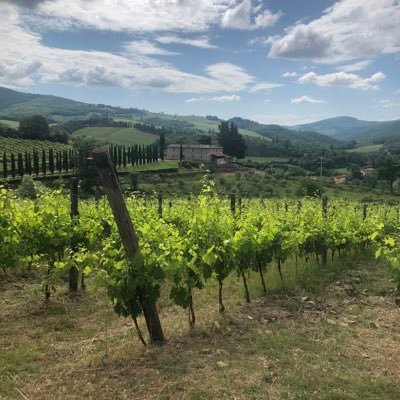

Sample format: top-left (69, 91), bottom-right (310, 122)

top-left (292, 116), bottom-right (400, 143)
top-left (229, 117), bottom-right (342, 146)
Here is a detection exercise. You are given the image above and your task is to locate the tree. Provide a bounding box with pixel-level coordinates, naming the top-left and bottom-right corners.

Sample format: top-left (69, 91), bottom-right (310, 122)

top-left (217, 121), bottom-right (246, 159)
top-left (198, 135), bottom-right (212, 145)
top-left (17, 153), bottom-right (23, 177)
top-left (19, 115), bottom-right (50, 140)
top-left (377, 156), bottom-right (400, 192)
top-left (3, 152), bottom-right (7, 178)
top-left (41, 149), bottom-right (46, 175)
top-left (179, 144), bottom-right (184, 161)
top-left (10, 153), bottom-right (16, 178)
top-left (49, 148), bottom-right (54, 174)
top-left (159, 130), bottom-right (166, 161)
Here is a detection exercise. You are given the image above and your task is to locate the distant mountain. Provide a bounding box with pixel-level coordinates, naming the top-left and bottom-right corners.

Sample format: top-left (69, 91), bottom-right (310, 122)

top-left (292, 116), bottom-right (400, 143)
top-left (0, 86), bottom-right (145, 121)
top-left (230, 117), bottom-right (341, 146)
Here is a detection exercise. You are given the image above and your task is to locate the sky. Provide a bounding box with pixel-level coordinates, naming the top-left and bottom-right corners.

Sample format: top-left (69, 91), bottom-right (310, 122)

top-left (0, 0), bottom-right (399, 125)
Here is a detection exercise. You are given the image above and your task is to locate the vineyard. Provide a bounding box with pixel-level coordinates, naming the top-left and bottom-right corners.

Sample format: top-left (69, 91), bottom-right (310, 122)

top-left (0, 139), bottom-right (159, 178)
top-left (1, 176), bottom-right (399, 341)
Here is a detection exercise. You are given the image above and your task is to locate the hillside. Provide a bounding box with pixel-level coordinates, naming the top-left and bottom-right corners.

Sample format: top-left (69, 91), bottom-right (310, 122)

top-left (230, 117), bottom-right (341, 146)
top-left (71, 127), bottom-right (157, 146)
top-left (292, 116), bottom-right (400, 143)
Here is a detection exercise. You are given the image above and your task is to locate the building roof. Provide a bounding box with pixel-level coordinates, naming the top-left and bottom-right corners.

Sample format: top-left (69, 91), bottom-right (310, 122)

top-left (167, 144), bottom-right (223, 149)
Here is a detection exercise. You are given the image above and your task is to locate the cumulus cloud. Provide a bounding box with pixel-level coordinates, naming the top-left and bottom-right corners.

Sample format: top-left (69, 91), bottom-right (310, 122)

top-left (282, 71), bottom-right (298, 78)
top-left (298, 71), bottom-right (385, 90)
top-left (0, 4), bottom-right (255, 93)
top-left (336, 60), bottom-right (371, 72)
top-left (376, 99), bottom-right (400, 108)
top-left (249, 82), bottom-right (283, 92)
top-left (155, 35), bottom-right (217, 49)
top-left (123, 41), bottom-right (178, 56)
top-left (14, 0), bottom-right (281, 33)
top-left (221, 0), bottom-right (282, 30)
top-left (268, 0), bottom-right (400, 63)
top-left (291, 95), bottom-right (327, 104)
top-left (185, 94), bottom-right (240, 103)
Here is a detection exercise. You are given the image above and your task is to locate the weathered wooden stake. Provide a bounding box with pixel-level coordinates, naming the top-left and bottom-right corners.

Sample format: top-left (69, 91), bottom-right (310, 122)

top-left (158, 193), bottom-right (163, 218)
top-left (322, 196), bottom-right (328, 265)
top-left (230, 192), bottom-right (236, 215)
top-left (69, 177), bottom-right (79, 291)
top-left (363, 204), bottom-right (368, 220)
top-left (92, 147), bottom-right (164, 344)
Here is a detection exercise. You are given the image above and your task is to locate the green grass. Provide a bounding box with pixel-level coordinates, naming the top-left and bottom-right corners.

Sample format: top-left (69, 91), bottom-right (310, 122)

top-left (1, 255), bottom-right (399, 399)
top-left (71, 126), bottom-right (157, 146)
top-left (243, 156), bottom-right (290, 163)
top-left (0, 119), bottom-right (19, 128)
top-left (346, 144), bottom-right (383, 153)
top-left (119, 160), bottom-right (179, 172)
top-left (119, 113), bottom-right (269, 140)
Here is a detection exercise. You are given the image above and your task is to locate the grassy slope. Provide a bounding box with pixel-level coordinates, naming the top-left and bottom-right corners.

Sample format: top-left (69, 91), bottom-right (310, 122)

top-left (243, 156), bottom-right (290, 163)
top-left (134, 113), bottom-right (269, 140)
top-left (346, 144), bottom-right (383, 153)
top-left (71, 127), bottom-right (157, 146)
top-left (0, 119), bottom-right (19, 129)
top-left (1, 254), bottom-right (399, 399)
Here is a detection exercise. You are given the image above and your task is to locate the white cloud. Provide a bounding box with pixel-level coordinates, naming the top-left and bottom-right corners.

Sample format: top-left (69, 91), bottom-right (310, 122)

top-left (0, 4), bottom-right (255, 94)
top-left (123, 41), bottom-right (178, 56)
top-left (221, 0), bottom-right (282, 30)
top-left (282, 71), bottom-right (298, 78)
top-left (298, 71), bottom-right (385, 90)
top-left (249, 82), bottom-right (283, 92)
top-left (186, 94), bottom-right (241, 103)
top-left (376, 99), bottom-right (400, 108)
top-left (336, 60), bottom-right (371, 72)
top-left (251, 113), bottom-right (317, 125)
top-left (291, 95), bottom-right (327, 104)
top-left (268, 0), bottom-right (400, 63)
top-left (155, 35), bottom-right (217, 49)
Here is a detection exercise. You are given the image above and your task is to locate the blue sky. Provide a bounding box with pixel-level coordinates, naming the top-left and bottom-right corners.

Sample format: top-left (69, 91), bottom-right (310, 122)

top-left (0, 0), bottom-right (399, 125)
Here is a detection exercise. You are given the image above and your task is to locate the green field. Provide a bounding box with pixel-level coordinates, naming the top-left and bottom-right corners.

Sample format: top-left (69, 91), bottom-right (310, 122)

top-left (0, 120), bottom-right (19, 128)
top-left (118, 113), bottom-right (269, 141)
top-left (71, 127), bottom-right (157, 146)
top-left (243, 156), bottom-right (290, 163)
top-left (346, 144), bottom-right (383, 153)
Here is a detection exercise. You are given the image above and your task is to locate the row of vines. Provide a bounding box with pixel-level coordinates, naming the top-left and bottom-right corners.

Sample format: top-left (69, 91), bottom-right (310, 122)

top-left (1, 182), bottom-right (399, 343)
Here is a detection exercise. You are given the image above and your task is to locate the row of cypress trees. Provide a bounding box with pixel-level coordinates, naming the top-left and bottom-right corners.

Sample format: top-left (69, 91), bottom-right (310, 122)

top-left (2, 149), bottom-right (74, 179)
top-left (1, 143), bottom-right (160, 179)
top-left (110, 143), bottom-right (159, 168)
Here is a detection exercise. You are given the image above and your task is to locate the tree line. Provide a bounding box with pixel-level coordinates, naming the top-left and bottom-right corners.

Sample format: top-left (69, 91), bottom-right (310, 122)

top-left (1, 143), bottom-right (160, 179)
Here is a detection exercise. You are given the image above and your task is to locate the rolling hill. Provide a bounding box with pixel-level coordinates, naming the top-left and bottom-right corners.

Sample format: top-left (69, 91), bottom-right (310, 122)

top-left (292, 116), bottom-right (400, 143)
top-left (71, 127), bottom-right (157, 146)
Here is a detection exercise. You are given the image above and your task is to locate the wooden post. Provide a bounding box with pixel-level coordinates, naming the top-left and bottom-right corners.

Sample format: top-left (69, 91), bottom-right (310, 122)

top-left (158, 193), bottom-right (163, 218)
top-left (363, 204), bottom-right (367, 220)
top-left (92, 147), bottom-right (164, 344)
top-left (69, 177), bottom-right (79, 291)
top-left (321, 196), bottom-right (328, 265)
top-left (230, 193), bottom-right (236, 215)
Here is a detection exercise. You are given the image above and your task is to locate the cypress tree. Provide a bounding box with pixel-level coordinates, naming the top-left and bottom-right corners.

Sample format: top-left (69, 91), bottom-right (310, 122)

top-left (27, 153), bottom-right (32, 175)
top-left (2, 152), bottom-right (7, 179)
top-left (41, 149), bottom-right (46, 175)
top-left (24, 151), bottom-right (29, 174)
top-left (142, 145), bottom-right (146, 165)
top-left (127, 146), bottom-right (131, 164)
top-left (49, 148), bottom-right (54, 174)
top-left (179, 144), bottom-right (184, 161)
top-left (33, 150), bottom-right (39, 176)
top-left (17, 153), bottom-right (23, 177)
top-left (133, 145), bottom-right (138, 165)
top-left (159, 130), bottom-right (165, 161)
top-left (113, 146), bottom-right (118, 167)
top-left (138, 146), bottom-right (142, 165)
top-left (63, 150), bottom-right (68, 172)
top-left (11, 153), bottom-right (16, 178)
top-left (118, 146), bottom-right (122, 167)
top-left (123, 146), bottom-right (127, 168)
top-left (57, 151), bottom-right (62, 173)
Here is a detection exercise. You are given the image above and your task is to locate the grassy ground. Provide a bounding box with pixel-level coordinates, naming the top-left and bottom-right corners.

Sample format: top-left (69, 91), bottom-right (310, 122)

top-left (346, 144), bottom-right (383, 153)
top-left (1, 253), bottom-right (399, 400)
top-left (71, 127), bottom-right (157, 146)
top-left (243, 156), bottom-right (290, 163)
top-left (0, 120), bottom-right (19, 129)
